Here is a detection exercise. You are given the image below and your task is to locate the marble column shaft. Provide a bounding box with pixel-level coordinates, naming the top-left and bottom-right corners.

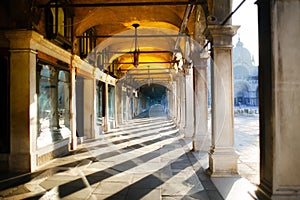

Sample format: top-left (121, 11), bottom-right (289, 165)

top-left (256, 0), bottom-right (300, 199)
top-left (70, 64), bottom-right (77, 150)
top-left (176, 77), bottom-right (181, 126)
top-left (103, 82), bottom-right (109, 132)
top-left (208, 25), bottom-right (239, 177)
top-left (5, 31), bottom-right (38, 171)
top-left (179, 75), bottom-right (186, 132)
top-left (115, 83), bottom-right (123, 126)
top-left (193, 53), bottom-right (209, 151)
top-left (184, 68), bottom-right (194, 138)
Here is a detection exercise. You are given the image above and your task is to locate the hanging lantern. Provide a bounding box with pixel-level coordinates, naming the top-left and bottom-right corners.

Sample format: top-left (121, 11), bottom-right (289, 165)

top-left (132, 23), bottom-right (140, 68)
top-left (133, 49), bottom-right (139, 68)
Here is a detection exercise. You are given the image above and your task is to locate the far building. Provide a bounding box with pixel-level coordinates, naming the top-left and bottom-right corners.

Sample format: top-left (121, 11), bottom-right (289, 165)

top-left (233, 37), bottom-right (258, 107)
top-left (207, 37), bottom-right (258, 108)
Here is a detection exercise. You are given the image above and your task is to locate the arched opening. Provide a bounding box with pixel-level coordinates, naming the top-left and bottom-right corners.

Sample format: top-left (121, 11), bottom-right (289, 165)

top-left (134, 83), bottom-right (168, 118)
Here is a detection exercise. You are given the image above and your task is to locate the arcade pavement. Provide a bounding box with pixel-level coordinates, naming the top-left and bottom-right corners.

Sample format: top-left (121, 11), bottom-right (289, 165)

top-left (0, 112), bottom-right (259, 200)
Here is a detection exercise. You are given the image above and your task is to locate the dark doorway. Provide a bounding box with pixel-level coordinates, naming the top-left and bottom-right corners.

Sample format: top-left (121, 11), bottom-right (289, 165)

top-left (0, 53), bottom-right (10, 153)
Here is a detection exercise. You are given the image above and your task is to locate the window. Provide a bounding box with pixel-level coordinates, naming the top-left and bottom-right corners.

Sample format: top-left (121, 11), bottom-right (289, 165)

top-left (108, 85), bottom-right (115, 120)
top-left (96, 81), bottom-right (105, 125)
top-left (37, 63), bottom-right (71, 148)
top-left (79, 28), bottom-right (96, 61)
top-left (58, 70), bottom-right (70, 128)
top-left (46, 0), bottom-right (73, 49)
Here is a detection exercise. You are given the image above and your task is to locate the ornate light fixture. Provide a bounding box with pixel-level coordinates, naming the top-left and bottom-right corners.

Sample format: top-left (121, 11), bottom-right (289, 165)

top-left (147, 65), bottom-right (151, 86)
top-left (132, 23), bottom-right (140, 68)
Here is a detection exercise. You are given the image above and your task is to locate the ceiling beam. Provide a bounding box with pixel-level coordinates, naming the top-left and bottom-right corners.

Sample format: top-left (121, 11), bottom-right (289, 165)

top-left (98, 50), bottom-right (175, 55)
top-left (77, 34), bottom-right (186, 39)
top-left (38, 1), bottom-right (204, 8)
top-left (126, 72), bottom-right (171, 76)
top-left (105, 61), bottom-right (178, 65)
top-left (133, 77), bottom-right (170, 80)
top-left (124, 68), bottom-right (171, 71)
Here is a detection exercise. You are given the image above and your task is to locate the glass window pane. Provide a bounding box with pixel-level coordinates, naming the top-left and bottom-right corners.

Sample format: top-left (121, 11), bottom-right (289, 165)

top-left (96, 81), bottom-right (104, 125)
top-left (37, 65), bottom-right (71, 148)
top-left (108, 85), bottom-right (115, 119)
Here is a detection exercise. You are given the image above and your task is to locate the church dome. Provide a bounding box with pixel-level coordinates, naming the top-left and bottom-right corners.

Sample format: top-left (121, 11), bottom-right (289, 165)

top-left (233, 38), bottom-right (252, 65)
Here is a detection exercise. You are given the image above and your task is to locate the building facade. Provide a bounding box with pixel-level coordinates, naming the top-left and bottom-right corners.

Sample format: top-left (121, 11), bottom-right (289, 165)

top-left (233, 38), bottom-right (258, 107)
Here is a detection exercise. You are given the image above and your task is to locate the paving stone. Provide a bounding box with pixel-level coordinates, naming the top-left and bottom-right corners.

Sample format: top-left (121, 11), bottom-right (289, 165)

top-left (126, 188), bottom-right (161, 200)
top-left (129, 176), bottom-right (164, 189)
top-left (61, 186), bottom-right (96, 200)
top-left (88, 193), bottom-right (127, 200)
top-left (201, 180), bottom-right (218, 191)
top-left (93, 181), bottom-right (129, 195)
top-left (162, 182), bottom-right (201, 196)
top-left (206, 190), bottom-right (224, 200)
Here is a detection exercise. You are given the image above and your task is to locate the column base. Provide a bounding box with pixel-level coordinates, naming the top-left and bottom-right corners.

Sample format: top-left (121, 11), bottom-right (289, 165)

top-left (256, 180), bottom-right (300, 200)
top-left (179, 125), bottom-right (185, 133)
top-left (183, 125), bottom-right (194, 138)
top-left (256, 180), bottom-right (272, 200)
top-left (207, 147), bottom-right (239, 177)
top-left (9, 153), bottom-right (32, 172)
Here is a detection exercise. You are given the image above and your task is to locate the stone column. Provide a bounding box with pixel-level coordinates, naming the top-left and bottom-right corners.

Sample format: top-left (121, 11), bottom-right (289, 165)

top-left (124, 91), bottom-right (129, 122)
top-left (207, 25), bottom-right (239, 176)
top-left (184, 68), bottom-right (194, 138)
top-left (165, 89), bottom-right (169, 116)
top-left (256, 0), bottom-right (300, 199)
top-left (173, 81), bottom-right (177, 121)
top-left (193, 53), bottom-right (209, 151)
top-left (83, 78), bottom-right (94, 138)
top-left (176, 77), bottom-right (181, 126)
top-left (70, 63), bottom-right (77, 150)
top-left (168, 87), bottom-right (174, 119)
top-left (5, 30), bottom-right (39, 172)
top-left (103, 82), bottom-right (109, 132)
top-left (179, 75), bottom-right (186, 132)
top-left (115, 82), bottom-right (123, 126)
top-left (114, 86), bottom-right (118, 127)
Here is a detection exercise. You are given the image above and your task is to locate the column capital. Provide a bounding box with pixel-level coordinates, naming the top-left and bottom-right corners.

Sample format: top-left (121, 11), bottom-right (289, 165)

top-left (5, 30), bottom-right (43, 49)
top-left (207, 25), bottom-right (240, 47)
top-left (191, 51), bottom-right (210, 68)
top-left (208, 25), bottom-right (240, 36)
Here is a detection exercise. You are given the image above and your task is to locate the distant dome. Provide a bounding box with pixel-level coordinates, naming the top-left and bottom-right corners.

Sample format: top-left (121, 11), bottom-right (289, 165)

top-left (233, 38), bottom-right (252, 65)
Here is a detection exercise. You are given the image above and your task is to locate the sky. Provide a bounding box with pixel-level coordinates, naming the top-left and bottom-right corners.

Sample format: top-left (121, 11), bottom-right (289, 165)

top-left (232, 0), bottom-right (259, 65)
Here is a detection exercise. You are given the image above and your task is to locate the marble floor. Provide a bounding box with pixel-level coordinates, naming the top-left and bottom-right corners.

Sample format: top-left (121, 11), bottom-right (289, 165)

top-left (0, 110), bottom-right (259, 200)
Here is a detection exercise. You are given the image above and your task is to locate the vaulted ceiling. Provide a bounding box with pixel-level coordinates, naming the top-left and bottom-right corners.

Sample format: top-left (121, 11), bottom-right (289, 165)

top-left (39, 0), bottom-right (210, 88)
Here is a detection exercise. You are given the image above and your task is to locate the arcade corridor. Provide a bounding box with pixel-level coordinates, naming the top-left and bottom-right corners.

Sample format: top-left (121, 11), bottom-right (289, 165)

top-left (1, 0), bottom-right (300, 199)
